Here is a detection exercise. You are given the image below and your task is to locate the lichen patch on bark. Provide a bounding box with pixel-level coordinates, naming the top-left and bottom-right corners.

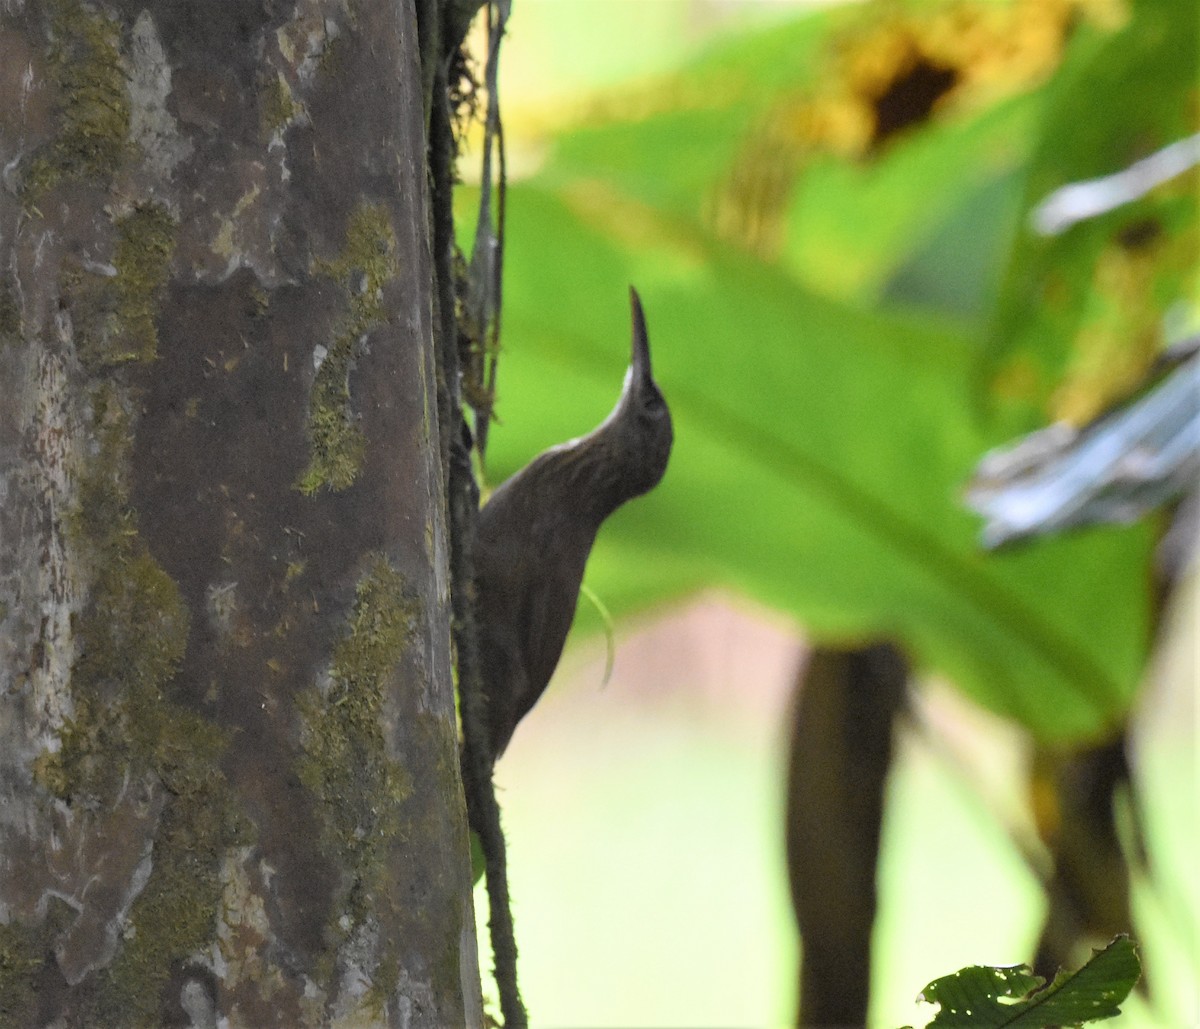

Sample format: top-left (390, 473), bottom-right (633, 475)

top-left (297, 556), bottom-right (417, 992)
top-left (21, 0), bottom-right (131, 200)
top-left (0, 280), bottom-right (20, 342)
top-left (111, 203), bottom-right (178, 361)
top-left (272, 0), bottom-right (346, 87)
top-left (25, 379), bottom-right (243, 1026)
top-left (59, 202), bottom-right (178, 367)
top-left (298, 203), bottom-right (399, 493)
top-left (212, 849), bottom-right (324, 1026)
top-left (261, 70), bottom-right (301, 138)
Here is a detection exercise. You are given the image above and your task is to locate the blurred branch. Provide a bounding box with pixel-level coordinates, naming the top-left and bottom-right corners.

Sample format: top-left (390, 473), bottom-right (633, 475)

top-left (785, 642), bottom-right (908, 1028)
top-left (966, 340), bottom-right (1199, 550)
top-left (1032, 133), bottom-right (1200, 236)
top-left (1030, 738), bottom-right (1144, 985)
top-left (465, 0), bottom-right (510, 462)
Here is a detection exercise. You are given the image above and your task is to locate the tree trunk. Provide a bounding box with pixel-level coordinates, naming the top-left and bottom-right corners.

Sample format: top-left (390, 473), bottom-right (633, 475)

top-left (0, 1), bottom-right (481, 1025)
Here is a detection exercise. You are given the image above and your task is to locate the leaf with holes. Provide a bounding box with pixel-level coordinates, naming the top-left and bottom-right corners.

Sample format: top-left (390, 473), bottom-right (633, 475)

top-left (918, 936), bottom-right (1140, 1028)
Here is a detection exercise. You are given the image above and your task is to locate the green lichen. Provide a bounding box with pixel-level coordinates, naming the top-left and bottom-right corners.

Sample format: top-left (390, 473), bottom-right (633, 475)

top-left (248, 283), bottom-right (270, 318)
top-left (261, 70), bottom-right (297, 137)
top-left (57, 264), bottom-right (111, 367)
top-left (112, 203), bottom-right (177, 361)
top-left (0, 923), bottom-right (43, 1026)
top-left (96, 715), bottom-right (238, 1027)
top-left (365, 938), bottom-right (403, 1012)
top-left (59, 203), bottom-right (178, 367)
top-left (0, 280), bottom-right (19, 344)
top-left (48, 390), bottom-right (188, 796)
top-left (298, 204), bottom-right (399, 494)
top-left (22, 0), bottom-right (131, 200)
top-left (29, 747), bottom-right (70, 797)
top-left (316, 31), bottom-right (347, 79)
top-left (0, 900), bottom-right (75, 1023)
top-left (298, 557), bottom-right (416, 931)
top-left (34, 385), bottom-right (242, 1027)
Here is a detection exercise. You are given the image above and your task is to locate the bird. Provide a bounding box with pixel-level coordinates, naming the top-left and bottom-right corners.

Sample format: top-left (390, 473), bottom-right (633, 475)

top-left (473, 287), bottom-right (673, 760)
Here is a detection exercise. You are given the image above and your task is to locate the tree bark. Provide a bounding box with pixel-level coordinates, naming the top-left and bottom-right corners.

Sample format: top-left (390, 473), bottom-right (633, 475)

top-left (0, 1), bottom-right (481, 1025)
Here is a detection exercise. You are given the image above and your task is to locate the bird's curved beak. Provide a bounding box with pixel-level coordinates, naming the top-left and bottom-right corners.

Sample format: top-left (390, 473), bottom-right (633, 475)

top-left (629, 286), bottom-right (653, 387)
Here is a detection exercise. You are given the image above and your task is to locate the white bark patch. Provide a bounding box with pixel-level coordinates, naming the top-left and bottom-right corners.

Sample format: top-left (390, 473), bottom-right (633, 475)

top-left (29, 342), bottom-right (81, 734)
top-left (276, 2), bottom-right (344, 87)
top-left (206, 580), bottom-right (239, 644)
top-left (52, 778), bottom-right (165, 984)
top-left (193, 164), bottom-right (291, 286)
top-left (329, 918), bottom-right (434, 1029)
top-left (180, 978), bottom-right (218, 1029)
top-left (128, 11), bottom-right (192, 183)
top-left (209, 850), bottom-right (327, 1025)
top-left (19, 61), bottom-right (35, 116)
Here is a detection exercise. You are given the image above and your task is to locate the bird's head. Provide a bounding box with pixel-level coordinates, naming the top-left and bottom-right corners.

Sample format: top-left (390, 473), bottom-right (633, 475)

top-left (606, 287), bottom-right (673, 498)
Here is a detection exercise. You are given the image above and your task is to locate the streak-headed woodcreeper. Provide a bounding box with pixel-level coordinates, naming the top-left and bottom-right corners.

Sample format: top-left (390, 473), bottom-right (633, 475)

top-left (475, 287), bottom-right (673, 760)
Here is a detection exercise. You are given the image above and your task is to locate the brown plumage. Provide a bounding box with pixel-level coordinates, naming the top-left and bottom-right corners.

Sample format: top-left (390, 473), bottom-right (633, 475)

top-left (475, 287), bottom-right (673, 759)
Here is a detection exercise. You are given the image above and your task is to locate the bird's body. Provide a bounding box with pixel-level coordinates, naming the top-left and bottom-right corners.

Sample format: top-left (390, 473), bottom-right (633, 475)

top-left (474, 289), bottom-right (672, 759)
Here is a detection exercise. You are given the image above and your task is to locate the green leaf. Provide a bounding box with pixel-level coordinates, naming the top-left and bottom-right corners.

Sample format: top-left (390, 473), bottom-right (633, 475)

top-left (986, 0), bottom-right (1200, 427)
top-left (880, 170), bottom-right (1025, 325)
top-left (779, 91), bottom-right (1041, 313)
top-left (473, 184), bottom-right (1152, 742)
top-left (538, 4), bottom-right (1053, 315)
top-left (919, 936), bottom-right (1141, 1028)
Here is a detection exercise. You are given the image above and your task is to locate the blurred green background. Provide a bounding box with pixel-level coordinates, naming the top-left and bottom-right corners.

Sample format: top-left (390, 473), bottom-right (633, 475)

top-left (460, 0), bottom-right (1199, 1024)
